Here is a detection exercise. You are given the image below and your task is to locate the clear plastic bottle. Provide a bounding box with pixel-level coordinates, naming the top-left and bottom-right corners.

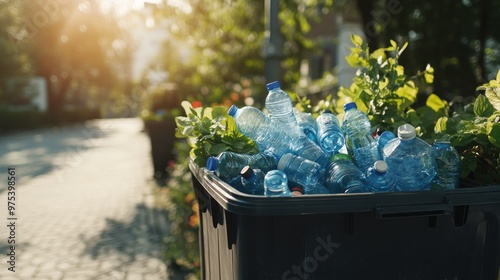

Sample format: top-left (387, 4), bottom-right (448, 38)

top-left (293, 108), bottom-right (318, 142)
top-left (377, 130), bottom-right (396, 159)
top-left (432, 140), bottom-right (461, 190)
top-left (324, 153), bottom-right (370, 193)
top-left (382, 124), bottom-right (436, 191)
top-left (288, 135), bottom-right (330, 168)
top-left (366, 160), bottom-right (396, 192)
top-left (304, 181), bottom-right (331, 195)
top-left (315, 109), bottom-right (346, 155)
top-left (240, 166), bottom-right (265, 195)
top-left (264, 170), bottom-right (291, 196)
top-left (206, 151), bottom-right (277, 182)
top-left (277, 153), bottom-right (322, 188)
top-left (229, 105), bottom-right (328, 165)
top-left (341, 102), bottom-right (380, 172)
top-left (265, 81), bottom-right (302, 135)
top-left (228, 105), bottom-right (291, 158)
top-left (227, 175), bottom-right (245, 191)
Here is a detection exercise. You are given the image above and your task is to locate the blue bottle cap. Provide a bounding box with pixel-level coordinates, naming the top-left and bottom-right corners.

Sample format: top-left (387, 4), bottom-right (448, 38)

top-left (322, 109), bottom-right (333, 114)
top-left (266, 81), bottom-right (280, 90)
top-left (343, 102), bottom-right (357, 111)
top-left (206, 157), bottom-right (218, 171)
top-left (228, 105), bottom-right (238, 117)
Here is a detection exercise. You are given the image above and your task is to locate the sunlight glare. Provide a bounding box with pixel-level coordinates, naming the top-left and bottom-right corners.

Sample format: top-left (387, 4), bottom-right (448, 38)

top-left (167, 0), bottom-right (192, 14)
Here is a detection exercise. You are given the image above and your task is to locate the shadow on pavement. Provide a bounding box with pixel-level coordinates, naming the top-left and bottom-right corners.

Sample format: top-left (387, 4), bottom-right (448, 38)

top-left (0, 121), bottom-right (112, 193)
top-left (79, 202), bottom-right (193, 279)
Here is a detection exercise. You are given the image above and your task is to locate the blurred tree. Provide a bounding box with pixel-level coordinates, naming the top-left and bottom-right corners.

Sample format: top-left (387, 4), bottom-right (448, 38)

top-left (153, 0), bottom-right (267, 107)
top-left (0, 0), bottom-right (34, 105)
top-left (356, 0), bottom-right (500, 101)
top-left (151, 0), bottom-right (340, 109)
top-left (6, 0), bottom-right (133, 117)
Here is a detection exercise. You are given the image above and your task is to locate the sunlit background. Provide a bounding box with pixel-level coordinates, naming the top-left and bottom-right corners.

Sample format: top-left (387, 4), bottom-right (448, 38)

top-left (1, 0), bottom-right (500, 131)
top-left (1, 1), bottom-right (500, 278)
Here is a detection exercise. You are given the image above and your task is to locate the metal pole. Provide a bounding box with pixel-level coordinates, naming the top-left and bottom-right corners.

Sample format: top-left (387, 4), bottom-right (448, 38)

top-left (264, 0), bottom-right (284, 84)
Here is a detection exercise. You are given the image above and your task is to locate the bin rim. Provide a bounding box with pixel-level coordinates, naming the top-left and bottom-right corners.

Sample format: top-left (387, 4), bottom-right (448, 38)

top-left (189, 160), bottom-right (500, 216)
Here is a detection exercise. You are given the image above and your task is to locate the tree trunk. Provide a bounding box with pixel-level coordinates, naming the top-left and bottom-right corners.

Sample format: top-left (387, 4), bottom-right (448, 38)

top-left (477, 0), bottom-right (491, 83)
top-left (355, 0), bottom-right (378, 51)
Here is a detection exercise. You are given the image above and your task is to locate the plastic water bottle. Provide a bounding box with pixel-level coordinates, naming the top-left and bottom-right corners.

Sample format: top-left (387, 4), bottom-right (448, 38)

top-left (288, 135), bottom-right (330, 168)
top-left (239, 166), bottom-right (265, 195)
top-left (229, 105), bottom-right (328, 165)
top-left (366, 160), bottom-right (396, 192)
top-left (315, 109), bottom-right (346, 155)
top-left (324, 153), bottom-right (370, 193)
top-left (206, 151), bottom-right (277, 182)
top-left (265, 81), bottom-right (302, 135)
top-left (382, 124), bottom-right (436, 191)
top-left (264, 170), bottom-right (291, 196)
top-left (228, 105), bottom-right (291, 158)
top-left (225, 175), bottom-right (245, 191)
top-left (277, 153), bottom-right (322, 188)
top-left (293, 108), bottom-right (318, 142)
top-left (432, 141), bottom-right (461, 190)
top-left (377, 130), bottom-right (396, 158)
top-left (342, 102), bottom-right (380, 172)
top-left (304, 182), bottom-right (331, 194)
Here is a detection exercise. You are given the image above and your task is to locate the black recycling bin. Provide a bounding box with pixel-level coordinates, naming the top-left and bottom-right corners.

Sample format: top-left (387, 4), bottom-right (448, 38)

top-left (144, 119), bottom-right (177, 179)
top-left (189, 161), bottom-right (500, 280)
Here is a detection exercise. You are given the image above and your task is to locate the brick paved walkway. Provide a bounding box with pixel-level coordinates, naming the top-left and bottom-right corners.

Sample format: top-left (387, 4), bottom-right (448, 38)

top-left (0, 118), bottom-right (171, 280)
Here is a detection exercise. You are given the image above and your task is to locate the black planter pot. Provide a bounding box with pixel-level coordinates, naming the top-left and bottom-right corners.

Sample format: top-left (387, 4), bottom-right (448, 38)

top-left (144, 118), bottom-right (177, 179)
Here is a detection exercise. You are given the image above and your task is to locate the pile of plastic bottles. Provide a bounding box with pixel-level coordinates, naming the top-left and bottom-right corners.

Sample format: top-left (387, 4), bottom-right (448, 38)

top-left (206, 81), bottom-right (461, 196)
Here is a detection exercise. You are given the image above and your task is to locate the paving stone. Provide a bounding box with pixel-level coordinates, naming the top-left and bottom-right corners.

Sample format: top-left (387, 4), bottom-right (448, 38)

top-left (0, 119), bottom-right (170, 280)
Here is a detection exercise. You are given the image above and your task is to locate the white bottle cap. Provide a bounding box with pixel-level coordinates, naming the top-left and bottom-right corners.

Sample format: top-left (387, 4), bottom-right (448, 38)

top-left (373, 160), bottom-right (388, 173)
top-left (397, 124), bottom-right (416, 139)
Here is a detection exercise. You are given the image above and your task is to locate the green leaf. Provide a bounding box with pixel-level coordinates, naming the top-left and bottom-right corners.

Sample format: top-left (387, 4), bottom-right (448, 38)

top-left (390, 40), bottom-right (397, 48)
top-left (211, 106), bottom-right (229, 119)
top-left (181, 126), bottom-right (195, 137)
top-left (460, 154), bottom-right (477, 178)
top-left (424, 64), bottom-right (434, 84)
top-left (434, 117), bottom-right (449, 133)
top-left (209, 143), bottom-right (229, 155)
top-left (474, 94), bottom-right (495, 117)
top-left (426, 94), bottom-right (446, 113)
top-left (485, 87), bottom-right (500, 111)
top-left (487, 113), bottom-right (500, 148)
top-left (181, 101), bottom-right (193, 115)
top-left (451, 133), bottom-right (475, 147)
top-left (351, 34), bottom-right (363, 46)
top-left (475, 134), bottom-right (491, 146)
top-left (345, 53), bottom-right (368, 67)
top-left (405, 109), bottom-right (421, 127)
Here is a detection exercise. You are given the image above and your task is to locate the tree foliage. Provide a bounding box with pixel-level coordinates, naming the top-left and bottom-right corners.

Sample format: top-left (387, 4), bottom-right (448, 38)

top-left (154, 0), bottom-right (267, 107)
top-left (1, 0), bottom-right (133, 118)
top-left (358, 0), bottom-right (500, 101)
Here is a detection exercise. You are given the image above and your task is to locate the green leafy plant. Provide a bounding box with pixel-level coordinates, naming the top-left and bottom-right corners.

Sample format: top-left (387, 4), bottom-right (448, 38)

top-left (175, 101), bottom-right (258, 167)
top-left (313, 35), bottom-right (499, 185)
top-left (434, 73), bottom-right (500, 185)
top-left (159, 141), bottom-right (200, 277)
top-left (337, 35), bottom-right (443, 139)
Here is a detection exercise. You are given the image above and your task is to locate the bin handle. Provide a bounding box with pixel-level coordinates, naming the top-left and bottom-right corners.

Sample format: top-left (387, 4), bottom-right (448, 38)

top-left (375, 203), bottom-right (452, 219)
